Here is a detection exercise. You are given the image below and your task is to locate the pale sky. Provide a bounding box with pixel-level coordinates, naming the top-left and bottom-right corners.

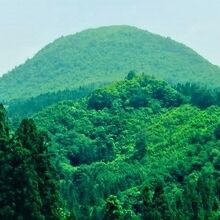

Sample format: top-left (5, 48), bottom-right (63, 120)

top-left (0, 0), bottom-right (220, 75)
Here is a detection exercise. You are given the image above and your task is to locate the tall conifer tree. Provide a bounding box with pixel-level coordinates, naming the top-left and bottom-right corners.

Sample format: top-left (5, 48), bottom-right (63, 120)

top-left (0, 104), bottom-right (15, 219)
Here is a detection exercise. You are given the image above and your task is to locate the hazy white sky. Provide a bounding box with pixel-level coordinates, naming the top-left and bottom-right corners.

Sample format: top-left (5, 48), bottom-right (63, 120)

top-left (0, 0), bottom-right (220, 75)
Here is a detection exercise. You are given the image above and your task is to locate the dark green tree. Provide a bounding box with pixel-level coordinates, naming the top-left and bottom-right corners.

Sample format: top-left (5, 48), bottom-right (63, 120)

top-left (0, 104), bottom-right (15, 219)
top-left (11, 138), bottom-right (44, 220)
top-left (132, 131), bottom-right (147, 160)
top-left (0, 113), bottom-right (64, 220)
top-left (214, 123), bottom-right (220, 139)
top-left (87, 90), bottom-right (114, 110)
top-left (104, 195), bottom-right (123, 220)
top-left (129, 89), bottom-right (149, 108)
top-left (126, 70), bottom-right (136, 80)
top-left (15, 119), bottom-right (62, 220)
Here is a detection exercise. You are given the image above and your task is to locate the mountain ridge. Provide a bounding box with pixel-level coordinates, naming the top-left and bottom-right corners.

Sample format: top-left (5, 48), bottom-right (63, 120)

top-left (1, 25), bottom-right (220, 101)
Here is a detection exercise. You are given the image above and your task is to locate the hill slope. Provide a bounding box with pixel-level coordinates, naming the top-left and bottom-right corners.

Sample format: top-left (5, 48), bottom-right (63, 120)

top-left (33, 75), bottom-right (220, 219)
top-left (1, 25), bottom-right (220, 101)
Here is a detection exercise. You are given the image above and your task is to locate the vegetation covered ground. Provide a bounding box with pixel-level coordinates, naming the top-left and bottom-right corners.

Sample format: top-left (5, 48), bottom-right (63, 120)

top-left (1, 25), bottom-right (220, 101)
top-left (1, 24), bottom-right (220, 220)
top-left (30, 74), bottom-right (220, 219)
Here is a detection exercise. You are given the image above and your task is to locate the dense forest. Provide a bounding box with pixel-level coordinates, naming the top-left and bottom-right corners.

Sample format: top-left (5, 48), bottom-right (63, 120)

top-left (1, 73), bottom-right (220, 219)
top-left (1, 25), bottom-right (220, 220)
top-left (0, 104), bottom-right (71, 219)
top-left (31, 74), bottom-right (220, 219)
top-left (1, 26), bottom-right (220, 101)
top-left (5, 83), bottom-right (103, 120)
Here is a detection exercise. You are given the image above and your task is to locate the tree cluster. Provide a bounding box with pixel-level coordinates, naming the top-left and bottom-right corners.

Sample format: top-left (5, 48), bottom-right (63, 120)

top-left (0, 104), bottom-right (66, 220)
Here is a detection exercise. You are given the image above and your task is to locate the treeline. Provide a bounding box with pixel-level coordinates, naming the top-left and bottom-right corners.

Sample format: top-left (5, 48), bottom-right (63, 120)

top-left (7, 76), bottom-right (220, 124)
top-left (0, 104), bottom-right (71, 219)
top-left (175, 82), bottom-right (220, 109)
top-left (7, 75), bottom-right (220, 123)
top-left (6, 83), bottom-right (104, 119)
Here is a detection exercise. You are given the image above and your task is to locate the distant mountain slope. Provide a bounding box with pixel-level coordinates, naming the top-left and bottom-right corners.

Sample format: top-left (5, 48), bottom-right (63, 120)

top-left (1, 25), bottom-right (220, 101)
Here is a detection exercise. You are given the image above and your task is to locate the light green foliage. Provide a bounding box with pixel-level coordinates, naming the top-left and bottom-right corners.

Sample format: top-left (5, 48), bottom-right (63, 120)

top-left (2, 73), bottom-right (220, 219)
top-left (34, 75), bottom-right (184, 166)
top-left (1, 25), bottom-right (220, 101)
top-left (33, 74), bottom-right (220, 219)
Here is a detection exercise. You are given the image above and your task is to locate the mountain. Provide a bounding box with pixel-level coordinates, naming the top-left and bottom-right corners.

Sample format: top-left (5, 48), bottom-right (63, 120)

top-left (1, 25), bottom-right (220, 102)
top-left (33, 74), bottom-right (220, 219)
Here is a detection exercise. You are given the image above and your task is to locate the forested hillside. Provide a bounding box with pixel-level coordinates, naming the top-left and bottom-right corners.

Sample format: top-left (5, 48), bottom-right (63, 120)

top-left (1, 25), bottom-right (220, 101)
top-left (1, 24), bottom-right (220, 220)
top-left (0, 105), bottom-right (70, 219)
top-left (31, 74), bottom-right (220, 219)
top-left (6, 83), bottom-right (102, 120)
